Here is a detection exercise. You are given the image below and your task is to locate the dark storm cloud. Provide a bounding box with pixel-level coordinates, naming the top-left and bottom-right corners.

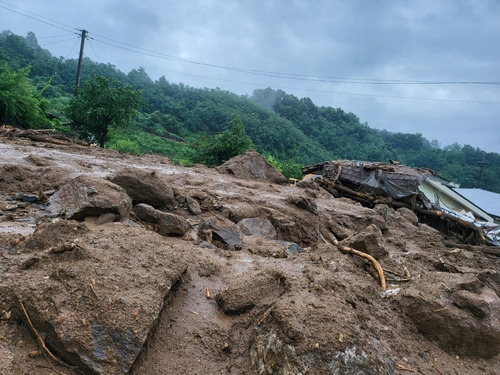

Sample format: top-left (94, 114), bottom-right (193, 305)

top-left (1, 0), bottom-right (499, 152)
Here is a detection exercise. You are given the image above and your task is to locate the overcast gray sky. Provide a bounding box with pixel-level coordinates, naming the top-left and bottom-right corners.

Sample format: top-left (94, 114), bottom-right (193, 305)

top-left (1, 0), bottom-right (499, 153)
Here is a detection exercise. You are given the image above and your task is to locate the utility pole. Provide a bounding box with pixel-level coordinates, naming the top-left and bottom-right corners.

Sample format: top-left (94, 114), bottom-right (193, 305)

top-left (75, 29), bottom-right (88, 95)
top-left (476, 153), bottom-right (486, 189)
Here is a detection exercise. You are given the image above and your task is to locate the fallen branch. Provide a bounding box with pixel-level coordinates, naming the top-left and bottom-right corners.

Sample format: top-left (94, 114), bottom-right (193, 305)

top-left (338, 245), bottom-right (387, 291)
top-left (320, 230), bottom-right (386, 290)
top-left (395, 363), bottom-right (419, 373)
top-left (258, 305), bottom-right (274, 325)
top-left (19, 300), bottom-right (72, 374)
top-left (89, 284), bottom-right (100, 299)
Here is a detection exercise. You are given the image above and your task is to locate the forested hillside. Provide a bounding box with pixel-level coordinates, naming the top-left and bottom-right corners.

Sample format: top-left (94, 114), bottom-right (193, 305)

top-left (1, 30), bottom-right (499, 193)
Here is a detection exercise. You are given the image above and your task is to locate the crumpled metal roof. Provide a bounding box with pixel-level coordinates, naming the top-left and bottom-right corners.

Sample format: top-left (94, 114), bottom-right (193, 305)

top-left (303, 160), bottom-right (433, 199)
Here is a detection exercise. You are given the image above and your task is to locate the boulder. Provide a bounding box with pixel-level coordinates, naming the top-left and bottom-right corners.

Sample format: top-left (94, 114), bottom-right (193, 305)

top-left (216, 150), bottom-right (287, 184)
top-left (237, 217), bottom-right (277, 240)
top-left (186, 197), bottom-right (202, 215)
top-left (45, 175), bottom-right (132, 221)
top-left (156, 211), bottom-right (191, 236)
top-left (199, 217), bottom-right (243, 250)
top-left (288, 195), bottom-right (318, 215)
top-left (133, 203), bottom-right (191, 236)
top-left (340, 224), bottom-right (388, 259)
top-left (109, 168), bottom-right (175, 208)
top-left (133, 203), bottom-right (159, 223)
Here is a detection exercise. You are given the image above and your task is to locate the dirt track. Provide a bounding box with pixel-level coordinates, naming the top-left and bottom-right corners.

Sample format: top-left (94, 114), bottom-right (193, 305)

top-left (0, 133), bottom-right (499, 375)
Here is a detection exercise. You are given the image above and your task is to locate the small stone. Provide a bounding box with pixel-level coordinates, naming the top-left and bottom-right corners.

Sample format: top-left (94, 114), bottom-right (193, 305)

top-left (21, 194), bottom-right (39, 203)
top-left (95, 213), bottom-right (116, 225)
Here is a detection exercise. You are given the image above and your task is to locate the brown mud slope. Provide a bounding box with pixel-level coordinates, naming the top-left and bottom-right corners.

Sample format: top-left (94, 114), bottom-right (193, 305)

top-left (0, 132), bottom-right (499, 375)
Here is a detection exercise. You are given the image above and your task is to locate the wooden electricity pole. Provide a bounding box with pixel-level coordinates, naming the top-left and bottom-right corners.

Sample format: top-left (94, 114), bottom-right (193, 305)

top-left (75, 29), bottom-right (88, 95)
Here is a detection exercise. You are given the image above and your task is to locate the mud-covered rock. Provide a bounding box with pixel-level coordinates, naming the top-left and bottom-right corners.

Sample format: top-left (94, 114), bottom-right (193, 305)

top-left (341, 223), bottom-right (388, 259)
top-left (186, 197), bottom-right (202, 215)
top-left (199, 216), bottom-right (243, 250)
top-left (250, 331), bottom-right (300, 375)
top-left (109, 168), bottom-right (175, 208)
top-left (288, 195), bottom-right (318, 215)
top-left (133, 203), bottom-right (190, 236)
top-left (398, 273), bottom-right (500, 358)
top-left (0, 220), bottom-right (188, 375)
top-left (133, 203), bottom-right (158, 223)
top-left (46, 175), bottom-right (132, 221)
top-left (216, 150), bottom-right (287, 184)
top-left (215, 270), bottom-right (287, 314)
top-left (156, 211), bottom-right (191, 236)
top-left (237, 217), bottom-right (277, 240)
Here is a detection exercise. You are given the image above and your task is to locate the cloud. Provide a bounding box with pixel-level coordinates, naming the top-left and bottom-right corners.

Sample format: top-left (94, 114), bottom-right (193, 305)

top-left (2, 0), bottom-right (499, 152)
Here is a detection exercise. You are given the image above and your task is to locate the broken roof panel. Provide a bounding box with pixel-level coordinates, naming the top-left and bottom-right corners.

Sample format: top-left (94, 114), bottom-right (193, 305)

top-left (304, 160), bottom-right (433, 199)
top-left (454, 188), bottom-right (500, 219)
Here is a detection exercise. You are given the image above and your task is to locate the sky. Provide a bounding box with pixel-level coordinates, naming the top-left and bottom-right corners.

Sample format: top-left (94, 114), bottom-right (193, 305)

top-left (1, 0), bottom-right (499, 153)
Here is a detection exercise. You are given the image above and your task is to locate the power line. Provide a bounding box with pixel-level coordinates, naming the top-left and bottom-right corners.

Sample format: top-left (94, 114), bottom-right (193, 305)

top-left (0, 1), bottom-right (75, 33)
top-left (2, 0), bottom-right (500, 98)
top-left (89, 35), bottom-right (500, 86)
top-left (0, 5), bottom-right (74, 34)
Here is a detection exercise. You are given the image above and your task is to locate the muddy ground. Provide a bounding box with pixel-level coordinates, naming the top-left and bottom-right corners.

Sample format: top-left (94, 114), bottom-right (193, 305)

top-left (0, 130), bottom-right (499, 375)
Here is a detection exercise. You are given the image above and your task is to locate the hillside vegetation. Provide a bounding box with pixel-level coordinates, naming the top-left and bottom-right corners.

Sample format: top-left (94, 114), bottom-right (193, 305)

top-left (1, 30), bottom-right (499, 192)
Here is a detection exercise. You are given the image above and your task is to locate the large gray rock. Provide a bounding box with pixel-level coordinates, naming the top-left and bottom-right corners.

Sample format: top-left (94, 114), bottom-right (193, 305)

top-left (199, 217), bottom-right (243, 250)
top-left (237, 217), bottom-right (277, 240)
top-left (109, 168), bottom-right (175, 209)
top-left (45, 175), bottom-right (132, 221)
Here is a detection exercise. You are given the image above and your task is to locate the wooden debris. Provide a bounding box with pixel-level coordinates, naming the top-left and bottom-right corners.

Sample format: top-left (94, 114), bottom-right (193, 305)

top-left (89, 284), bottom-right (100, 299)
top-left (395, 363), bottom-right (419, 373)
top-left (338, 245), bottom-right (386, 291)
top-left (205, 288), bottom-right (211, 299)
top-left (323, 231), bottom-right (386, 290)
top-left (19, 300), bottom-right (73, 374)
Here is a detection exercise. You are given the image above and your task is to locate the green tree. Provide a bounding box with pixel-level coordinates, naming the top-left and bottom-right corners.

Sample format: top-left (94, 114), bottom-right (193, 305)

top-left (0, 61), bottom-right (49, 128)
top-left (193, 114), bottom-right (254, 166)
top-left (66, 76), bottom-right (142, 146)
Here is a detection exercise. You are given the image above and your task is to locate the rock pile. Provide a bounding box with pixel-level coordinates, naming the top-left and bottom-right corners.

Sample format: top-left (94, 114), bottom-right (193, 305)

top-left (0, 138), bottom-right (499, 375)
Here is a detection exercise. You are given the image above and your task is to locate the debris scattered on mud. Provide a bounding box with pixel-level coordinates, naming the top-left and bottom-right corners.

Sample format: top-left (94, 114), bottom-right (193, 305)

top-left (0, 132), bottom-right (499, 374)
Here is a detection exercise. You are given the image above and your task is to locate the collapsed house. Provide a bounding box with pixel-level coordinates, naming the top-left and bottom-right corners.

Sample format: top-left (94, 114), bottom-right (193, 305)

top-left (302, 160), bottom-right (500, 247)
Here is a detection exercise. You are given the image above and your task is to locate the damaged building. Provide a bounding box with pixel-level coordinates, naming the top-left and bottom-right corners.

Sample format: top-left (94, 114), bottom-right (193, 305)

top-left (302, 160), bottom-right (500, 247)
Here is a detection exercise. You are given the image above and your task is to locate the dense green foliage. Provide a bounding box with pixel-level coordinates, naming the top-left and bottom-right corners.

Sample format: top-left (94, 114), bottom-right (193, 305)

top-left (66, 76), bottom-right (142, 146)
top-left (193, 114), bottom-right (254, 166)
top-left (1, 30), bottom-right (499, 193)
top-left (0, 61), bottom-right (50, 128)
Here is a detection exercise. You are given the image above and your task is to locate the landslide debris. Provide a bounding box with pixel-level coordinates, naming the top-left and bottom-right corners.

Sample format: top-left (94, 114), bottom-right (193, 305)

top-left (0, 133), bottom-right (499, 375)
